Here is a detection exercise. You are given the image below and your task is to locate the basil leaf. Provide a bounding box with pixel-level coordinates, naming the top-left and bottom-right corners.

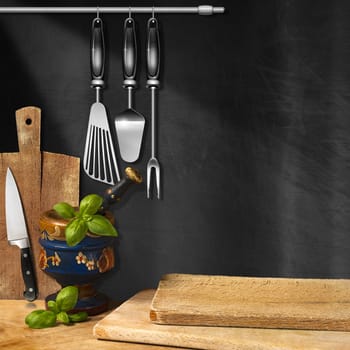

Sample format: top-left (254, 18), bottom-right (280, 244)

top-left (87, 215), bottom-right (118, 237)
top-left (57, 311), bottom-right (70, 324)
top-left (56, 286), bottom-right (78, 312)
top-left (68, 312), bottom-right (88, 323)
top-left (82, 214), bottom-right (93, 222)
top-left (25, 310), bottom-right (56, 329)
top-left (53, 202), bottom-right (76, 219)
top-left (65, 218), bottom-right (88, 246)
top-left (79, 194), bottom-right (103, 215)
top-left (47, 300), bottom-right (59, 314)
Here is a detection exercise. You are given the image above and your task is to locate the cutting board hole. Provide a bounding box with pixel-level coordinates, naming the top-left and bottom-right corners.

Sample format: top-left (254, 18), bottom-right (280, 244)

top-left (25, 118), bottom-right (32, 125)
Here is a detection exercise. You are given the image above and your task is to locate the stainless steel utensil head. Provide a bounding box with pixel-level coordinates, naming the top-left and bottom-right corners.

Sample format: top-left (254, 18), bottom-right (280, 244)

top-left (83, 102), bottom-right (120, 185)
top-left (115, 108), bottom-right (145, 163)
top-left (114, 16), bottom-right (145, 163)
top-left (147, 157), bottom-right (160, 199)
top-left (5, 168), bottom-right (29, 248)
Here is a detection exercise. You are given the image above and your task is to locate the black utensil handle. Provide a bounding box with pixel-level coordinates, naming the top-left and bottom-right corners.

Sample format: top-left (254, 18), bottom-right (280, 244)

top-left (123, 17), bottom-right (137, 87)
top-left (21, 247), bottom-right (38, 301)
top-left (91, 17), bottom-right (105, 87)
top-left (102, 177), bottom-right (133, 210)
top-left (146, 17), bottom-right (160, 88)
top-left (101, 167), bottom-right (143, 211)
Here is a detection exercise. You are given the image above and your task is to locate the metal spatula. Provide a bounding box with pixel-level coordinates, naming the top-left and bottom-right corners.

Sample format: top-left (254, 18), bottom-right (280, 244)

top-left (115, 16), bottom-right (145, 163)
top-left (83, 15), bottom-right (120, 185)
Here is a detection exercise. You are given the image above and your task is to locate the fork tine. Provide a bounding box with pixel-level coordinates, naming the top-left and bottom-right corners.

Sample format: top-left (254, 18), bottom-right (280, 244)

top-left (147, 159), bottom-right (161, 199)
top-left (155, 164), bottom-right (161, 199)
top-left (147, 163), bottom-right (152, 199)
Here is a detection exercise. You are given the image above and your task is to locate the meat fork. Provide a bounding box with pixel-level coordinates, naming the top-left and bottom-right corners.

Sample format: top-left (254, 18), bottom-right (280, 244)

top-left (146, 16), bottom-right (161, 199)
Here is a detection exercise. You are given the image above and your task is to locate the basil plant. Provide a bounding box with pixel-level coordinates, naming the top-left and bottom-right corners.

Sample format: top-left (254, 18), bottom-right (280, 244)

top-left (25, 286), bottom-right (88, 328)
top-left (53, 194), bottom-right (118, 246)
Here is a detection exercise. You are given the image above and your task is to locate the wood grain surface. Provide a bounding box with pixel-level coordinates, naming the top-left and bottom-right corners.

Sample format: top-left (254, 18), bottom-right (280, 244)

top-left (0, 299), bottom-right (179, 350)
top-left (0, 107), bottom-right (42, 300)
top-left (41, 151), bottom-right (80, 213)
top-left (38, 151), bottom-right (80, 298)
top-left (150, 273), bottom-right (350, 331)
top-left (0, 107), bottom-right (80, 299)
top-left (94, 289), bottom-right (350, 350)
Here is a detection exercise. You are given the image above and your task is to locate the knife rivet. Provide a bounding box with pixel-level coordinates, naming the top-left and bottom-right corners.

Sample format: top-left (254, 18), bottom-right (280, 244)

top-left (29, 288), bottom-right (34, 292)
top-left (23, 253), bottom-right (28, 258)
top-left (26, 270), bottom-right (31, 275)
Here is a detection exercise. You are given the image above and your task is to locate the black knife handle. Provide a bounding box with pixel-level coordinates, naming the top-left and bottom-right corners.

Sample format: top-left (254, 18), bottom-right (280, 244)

top-left (146, 17), bottom-right (160, 88)
top-left (123, 17), bottom-right (137, 87)
top-left (91, 17), bottom-right (105, 88)
top-left (21, 247), bottom-right (38, 301)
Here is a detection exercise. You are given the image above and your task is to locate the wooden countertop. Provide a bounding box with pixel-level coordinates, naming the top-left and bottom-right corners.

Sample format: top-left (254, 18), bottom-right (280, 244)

top-left (3, 297), bottom-right (350, 350)
top-left (0, 299), bottom-right (181, 350)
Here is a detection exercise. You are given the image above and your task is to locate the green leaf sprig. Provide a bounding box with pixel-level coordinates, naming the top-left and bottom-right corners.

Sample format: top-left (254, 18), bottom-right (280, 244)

top-left (25, 286), bottom-right (88, 329)
top-left (53, 194), bottom-right (118, 246)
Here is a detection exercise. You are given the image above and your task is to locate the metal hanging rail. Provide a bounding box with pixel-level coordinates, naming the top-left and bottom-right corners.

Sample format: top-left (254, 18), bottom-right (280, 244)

top-left (0, 6), bottom-right (225, 15)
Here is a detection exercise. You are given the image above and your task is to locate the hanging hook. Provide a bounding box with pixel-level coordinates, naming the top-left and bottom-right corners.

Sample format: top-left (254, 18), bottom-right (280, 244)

top-left (128, 6), bottom-right (132, 19)
top-left (152, 5), bottom-right (155, 18)
top-left (96, 5), bottom-right (100, 18)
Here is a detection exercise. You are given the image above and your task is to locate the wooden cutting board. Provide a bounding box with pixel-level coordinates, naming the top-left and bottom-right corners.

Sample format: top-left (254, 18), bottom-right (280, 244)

top-left (94, 289), bottom-right (350, 350)
top-left (150, 273), bottom-right (350, 331)
top-left (0, 106), bottom-right (80, 299)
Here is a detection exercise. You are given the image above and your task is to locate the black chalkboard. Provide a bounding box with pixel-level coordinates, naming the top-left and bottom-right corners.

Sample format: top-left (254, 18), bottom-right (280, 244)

top-left (1, 0), bottom-right (350, 302)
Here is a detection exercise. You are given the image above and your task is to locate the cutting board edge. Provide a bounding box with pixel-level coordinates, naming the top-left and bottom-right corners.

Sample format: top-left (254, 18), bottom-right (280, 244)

top-left (150, 273), bottom-right (350, 331)
top-left (156, 272), bottom-right (350, 284)
top-left (149, 310), bottom-right (350, 331)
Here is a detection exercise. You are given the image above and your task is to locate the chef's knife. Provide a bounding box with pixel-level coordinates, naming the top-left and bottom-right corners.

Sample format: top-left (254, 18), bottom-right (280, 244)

top-left (5, 167), bottom-right (38, 301)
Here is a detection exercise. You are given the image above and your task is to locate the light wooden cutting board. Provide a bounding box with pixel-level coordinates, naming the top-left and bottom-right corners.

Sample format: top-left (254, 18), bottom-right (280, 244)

top-left (0, 106), bottom-right (80, 299)
top-left (94, 289), bottom-right (350, 350)
top-left (150, 273), bottom-right (350, 331)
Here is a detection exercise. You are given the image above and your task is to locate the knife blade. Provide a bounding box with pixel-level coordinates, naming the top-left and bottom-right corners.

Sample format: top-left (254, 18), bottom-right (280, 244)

top-left (5, 167), bottom-right (38, 301)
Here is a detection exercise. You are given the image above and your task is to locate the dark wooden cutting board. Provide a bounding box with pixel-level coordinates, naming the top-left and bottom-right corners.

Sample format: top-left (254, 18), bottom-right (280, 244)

top-left (0, 106), bottom-right (80, 299)
top-left (150, 273), bottom-right (350, 331)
